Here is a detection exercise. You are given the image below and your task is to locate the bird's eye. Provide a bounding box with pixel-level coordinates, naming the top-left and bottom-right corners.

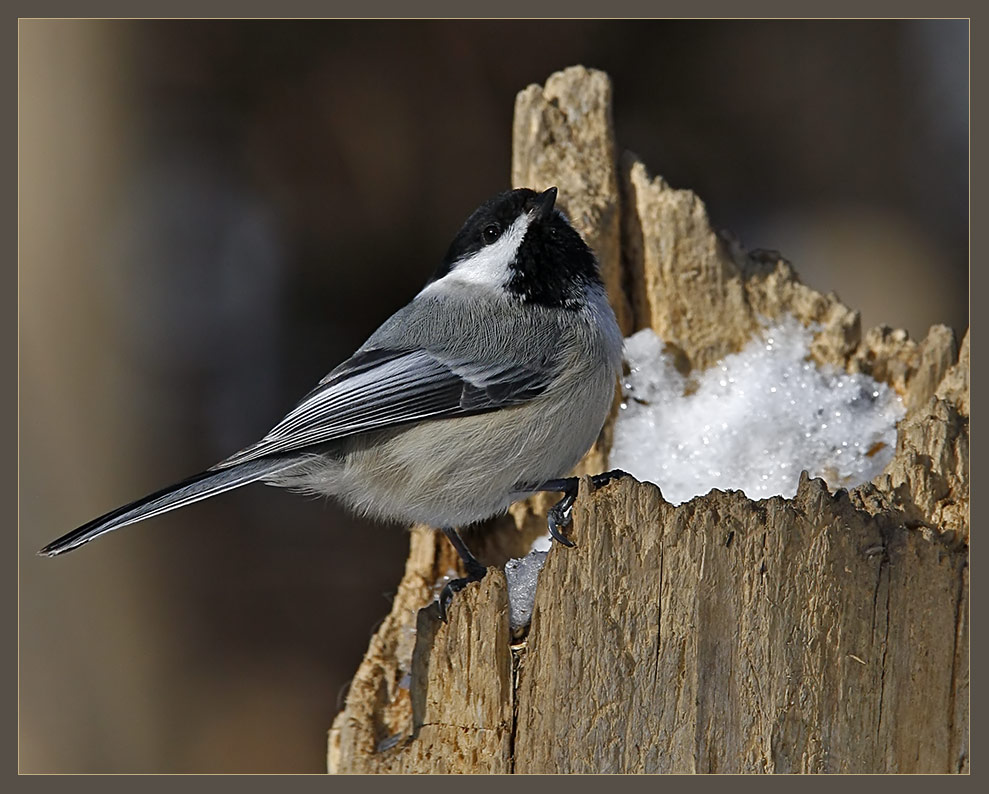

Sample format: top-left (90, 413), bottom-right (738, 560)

top-left (482, 223), bottom-right (501, 244)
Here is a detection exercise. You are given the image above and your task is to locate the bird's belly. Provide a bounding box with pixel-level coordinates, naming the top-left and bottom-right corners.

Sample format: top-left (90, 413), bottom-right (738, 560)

top-left (328, 368), bottom-right (615, 528)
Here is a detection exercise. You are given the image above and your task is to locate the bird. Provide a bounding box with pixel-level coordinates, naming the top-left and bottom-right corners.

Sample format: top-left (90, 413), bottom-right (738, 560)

top-left (39, 186), bottom-right (625, 617)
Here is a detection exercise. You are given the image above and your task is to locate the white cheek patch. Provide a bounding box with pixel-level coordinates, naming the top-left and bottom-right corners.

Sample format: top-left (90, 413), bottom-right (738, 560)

top-left (437, 212), bottom-right (532, 289)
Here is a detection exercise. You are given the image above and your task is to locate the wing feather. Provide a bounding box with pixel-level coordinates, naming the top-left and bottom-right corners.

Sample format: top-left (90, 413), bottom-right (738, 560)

top-left (213, 347), bottom-right (553, 469)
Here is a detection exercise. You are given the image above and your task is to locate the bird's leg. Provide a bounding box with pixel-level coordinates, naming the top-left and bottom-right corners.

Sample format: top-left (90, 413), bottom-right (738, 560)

top-left (533, 469), bottom-right (629, 547)
top-left (437, 526), bottom-right (487, 622)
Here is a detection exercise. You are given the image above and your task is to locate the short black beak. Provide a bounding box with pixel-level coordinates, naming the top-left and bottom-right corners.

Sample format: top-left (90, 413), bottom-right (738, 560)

top-left (534, 186), bottom-right (558, 220)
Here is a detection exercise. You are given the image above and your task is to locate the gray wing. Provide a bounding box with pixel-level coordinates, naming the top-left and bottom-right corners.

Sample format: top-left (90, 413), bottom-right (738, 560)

top-left (212, 346), bottom-right (554, 469)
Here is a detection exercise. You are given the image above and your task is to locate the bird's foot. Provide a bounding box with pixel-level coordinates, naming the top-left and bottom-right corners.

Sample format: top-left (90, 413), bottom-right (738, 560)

top-left (547, 492), bottom-right (577, 547)
top-left (436, 526), bottom-right (488, 622)
top-left (589, 468), bottom-right (628, 491)
top-left (544, 469), bottom-right (629, 547)
top-left (436, 559), bottom-right (487, 622)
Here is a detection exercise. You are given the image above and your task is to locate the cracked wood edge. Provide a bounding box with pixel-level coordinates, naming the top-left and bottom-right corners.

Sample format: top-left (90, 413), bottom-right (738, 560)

top-left (514, 474), bottom-right (967, 773)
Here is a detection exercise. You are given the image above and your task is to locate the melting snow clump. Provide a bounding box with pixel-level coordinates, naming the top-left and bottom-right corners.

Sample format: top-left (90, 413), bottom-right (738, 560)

top-left (505, 550), bottom-right (548, 632)
top-left (610, 317), bottom-right (905, 505)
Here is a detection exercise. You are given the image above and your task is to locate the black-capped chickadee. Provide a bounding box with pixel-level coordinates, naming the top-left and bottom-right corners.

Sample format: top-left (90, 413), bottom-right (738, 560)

top-left (40, 187), bottom-right (625, 616)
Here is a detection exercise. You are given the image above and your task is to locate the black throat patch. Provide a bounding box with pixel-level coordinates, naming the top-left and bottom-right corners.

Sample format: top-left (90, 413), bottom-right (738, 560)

top-left (506, 211), bottom-right (602, 309)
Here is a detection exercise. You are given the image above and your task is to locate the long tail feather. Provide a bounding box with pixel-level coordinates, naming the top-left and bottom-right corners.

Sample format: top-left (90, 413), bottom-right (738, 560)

top-left (39, 457), bottom-right (301, 557)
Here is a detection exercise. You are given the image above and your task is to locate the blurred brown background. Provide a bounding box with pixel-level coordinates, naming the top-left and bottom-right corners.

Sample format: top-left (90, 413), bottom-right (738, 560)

top-left (19, 20), bottom-right (968, 773)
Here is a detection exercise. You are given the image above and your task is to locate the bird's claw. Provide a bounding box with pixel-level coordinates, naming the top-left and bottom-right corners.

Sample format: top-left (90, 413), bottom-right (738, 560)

top-left (436, 562), bottom-right (487, 623)
top-left (590, 468), bottom-right (628, 490)
top-left (545, 469), bottom-right (628, 547)
top-left (547, 494), bottom-right (577, 547)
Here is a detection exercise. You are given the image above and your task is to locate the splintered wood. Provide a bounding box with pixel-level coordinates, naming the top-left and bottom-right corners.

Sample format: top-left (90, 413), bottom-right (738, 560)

top-left (327, 66), bottom-right (969, 774)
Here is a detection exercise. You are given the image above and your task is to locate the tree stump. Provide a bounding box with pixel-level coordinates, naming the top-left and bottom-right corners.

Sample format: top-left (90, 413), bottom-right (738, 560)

top-left (327, 66), bottom-right (969, 774)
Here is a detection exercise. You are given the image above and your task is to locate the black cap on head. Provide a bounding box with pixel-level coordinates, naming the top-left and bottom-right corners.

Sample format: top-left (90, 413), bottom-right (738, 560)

top-left (432, 187), bottom-right (601, 309)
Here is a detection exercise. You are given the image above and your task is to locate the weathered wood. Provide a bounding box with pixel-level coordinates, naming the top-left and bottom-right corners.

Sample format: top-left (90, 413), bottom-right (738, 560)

top-left (513, 473), bottom-right (967, 773)
top-left (327, 529), bottom-right (514, 774)
top-left (328, 66), bottom-right (969, 775)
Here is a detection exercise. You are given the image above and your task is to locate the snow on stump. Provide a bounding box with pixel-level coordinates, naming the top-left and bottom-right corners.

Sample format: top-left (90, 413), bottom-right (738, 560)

top-left (327, 66), bottom-right (969, 774)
